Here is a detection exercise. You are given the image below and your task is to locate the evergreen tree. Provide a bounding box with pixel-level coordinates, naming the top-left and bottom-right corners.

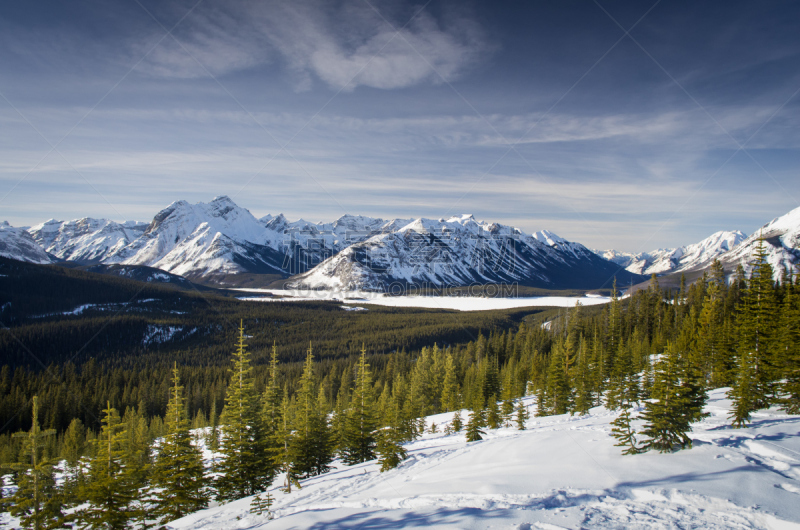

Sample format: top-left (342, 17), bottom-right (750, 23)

top-left (572, 334), bottom-right (593, 415)
top-left (79, 402), bottom-right (137, 530)
top-left (778, 283), bottom-right (800, 413)
top-left (729, 240), bottom-right (778, 426)
top-left (150, 364), bottom-right (209, 524)
top-left (250, 491), bottom-right (274, 518)
top-left (451, 410), bottom-right (463, 432)
top-left (216, 321), bottom-right (268, 502)
top-left (486, 396), bottom-right (501, 429)
top-left (440, 353), bottom-right (459, 412)
top-left (341, 346), bottom-right (379, 465)
top-left (4, 396), bottom-right (64, 530)
top-left (291, 344), bottom-right (334, 477)
top-left (59, 417), bottom-right (85, 505)
top-left (544, 339), bottom-right (572, 415)
top-left (639, 343), bottom-right (695, 452)
top-left (465, 408), bottom-right (486, 442)
top-left (376, 426), bottom-right (407, 472)
top-left (260, 343), bottom-right (282, 482)
top-left (514, 399), bottom-right (529, 430)
top-left (610, 406), bottom-right (641, 455)
top-left (273, 385), bottom-right (300, 493)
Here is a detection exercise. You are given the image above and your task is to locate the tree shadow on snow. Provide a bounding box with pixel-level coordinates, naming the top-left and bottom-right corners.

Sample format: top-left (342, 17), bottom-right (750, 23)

top-left (300, 507), bottom-right (508, 529)
top-left (613, 463), bottom-right (795, 489)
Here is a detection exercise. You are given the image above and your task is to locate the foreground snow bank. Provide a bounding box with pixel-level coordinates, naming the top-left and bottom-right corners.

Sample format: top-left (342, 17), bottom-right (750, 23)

top-left (171, 389), bottom-right (800, 529)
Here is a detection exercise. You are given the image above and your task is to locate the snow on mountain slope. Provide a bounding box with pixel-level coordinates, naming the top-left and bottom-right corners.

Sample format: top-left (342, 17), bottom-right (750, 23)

top-left (596, 230), bottom-right (747, 276)
top-left (289, 215), bottom-right (643, 291)
top-left (105, 196), bottom-right (288, 278)
top-left (28, 218), bottom-right (148, 262)
top-left (0, 221), bottom-right (51, 264)
top-left (717, 205), bottom-right (800, 279)
top-left (170, 388), bottom-right (800, 530)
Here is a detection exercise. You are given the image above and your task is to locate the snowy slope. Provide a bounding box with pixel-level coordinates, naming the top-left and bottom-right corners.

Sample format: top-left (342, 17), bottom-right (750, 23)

top-left (0, 221), bottom-right (52, 264)
top-left (28, 218), bottom-right (148, 263)
top-left (104, 197), bottom-right (288, 278)
top-left (596, 230), bottom-right (747, 276)
top-left (717, 206), bottom-right (800, 280)
top-left (170, 388), bottom-right (800, 530)
top-left (289, 215), bottom-right (643, 290)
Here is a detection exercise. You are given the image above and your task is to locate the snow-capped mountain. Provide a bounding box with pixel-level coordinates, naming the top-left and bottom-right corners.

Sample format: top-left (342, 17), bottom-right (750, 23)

top-left (103, 198), bottom-right (394, 279)
top-left (596, 230), bottom-right (747, 276)
top-left (28, 218), bottom-right (148, 263)
top-left (103, 197), bottom-right (289, 278)
top-left (716, 206), bottom-right (800, 279)
top-left (0, 221), bottom-right (52, 264)
top-left (289, 215), bottom-right (644, 290)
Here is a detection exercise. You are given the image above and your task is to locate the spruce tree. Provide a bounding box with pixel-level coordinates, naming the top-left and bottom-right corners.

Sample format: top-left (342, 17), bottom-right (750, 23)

top-left (291, 344), bottom-right (334, 477)
top-left (273, 385), bottom-right (300, 493)
top-left (440, 353), bottom-right (459, 412)
top-left (639, 343), bottom-right (695, 452)
top-left (79, 402), bottom-right (137, 530)
top-left (610, 406), bottom-right (641, 455)
top-left (451, 410), bottom-right (463, 432)
top-left (150, 364), bottom-right (209, 524)
top-left (544, 340), bottom-right (572, 415)
top-left (60, 417), bottom-right (85, 505)
top-left (514, 399), bottom-right (529, 430)
top-left (486, 396), bottom-right (501, 429)
top-left (778, 282), bottom-right (800, 413)
top-left (4, 396), bottom-right (64, 530)
top-left (341, 345), bottom-right (379, 465)
top-left (260, 343), bottom-right (282, 482)
top-left (216, 321), bottom-right (268, 502)
top-left (465, 408), bottom-right (486, 442)
top-left (376, 426), bottom-right (407, 472)
top-left (729, 240), bottom-right (778, 426)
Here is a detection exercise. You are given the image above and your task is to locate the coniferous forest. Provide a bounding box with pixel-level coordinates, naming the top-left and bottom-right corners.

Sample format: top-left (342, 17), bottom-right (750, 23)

top-left (1, 242), bottom-right (799, 528)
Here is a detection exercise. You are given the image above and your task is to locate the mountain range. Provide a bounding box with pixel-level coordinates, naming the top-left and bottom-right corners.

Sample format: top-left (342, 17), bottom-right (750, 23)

top-left (2, 197), bottom-right (799, 290)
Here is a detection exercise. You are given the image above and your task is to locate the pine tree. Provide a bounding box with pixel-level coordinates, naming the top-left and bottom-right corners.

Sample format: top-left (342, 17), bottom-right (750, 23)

top-left (4, 396), bottom-right (64, 530)
top-left (249, 491), bottom-right (275, 518)
top-left (216, 321), bottom-right (268, 502)
top-left (79, 402), bottom-right (137, 530)
top-left (610, 406), bottom-right (641, 455)
top-left (514, 399), bottom-right (529, 430)
top-left (729, 239), bottom-right (778, 426)
top-left (150, 364), bottom-right (209, 524)
top-left (440, 353), bottom-right (459, 412)
top-left (465, 408), bottom-right (486, 442)
top-left (341, 345), bottom-right (379, 465)
top-left (273, 385), bottom-right (300, 493)
top-left (291, 344), bottom-right (334, 477)
top-left (451, 410), bottom-right (463, 432)
top-left (486, 396), bottom-right (501, 429)
top-left (572, 334), bottom-right (593, 415)
top-left (60, 417), bottom-right (85, 505)
top-left (376, 426), bottom-right (407, 472)
top-left (544, 339), bottom-right (572, 415)
top-left (639, 343), bottom-right (695, 452)
top-left (205, 397), bottom-right (220, 454)
top-left (260, 343), bottom-right (282, 482)
top-left (778, 282), bottom-right (800, 413)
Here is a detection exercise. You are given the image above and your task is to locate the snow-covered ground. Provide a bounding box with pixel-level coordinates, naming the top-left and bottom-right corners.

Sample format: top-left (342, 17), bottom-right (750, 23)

top-left (172, 388), bottom-right (800, 529)
top-left (235, 288), bottom-right (612, 311)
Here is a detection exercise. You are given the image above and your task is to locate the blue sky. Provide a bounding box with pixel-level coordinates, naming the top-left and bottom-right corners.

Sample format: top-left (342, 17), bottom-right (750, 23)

top-left (1, 0), bottom-right (798, 252)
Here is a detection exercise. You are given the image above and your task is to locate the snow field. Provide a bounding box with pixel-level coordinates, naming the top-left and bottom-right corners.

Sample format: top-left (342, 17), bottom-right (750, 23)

top-left (172, 388), bottom-right (800, 529)
top-left (235, 289), bottom-right (612, 311)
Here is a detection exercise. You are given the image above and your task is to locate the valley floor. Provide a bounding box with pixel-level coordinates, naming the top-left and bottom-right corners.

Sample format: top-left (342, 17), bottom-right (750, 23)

top-left (171, 388), bottom-right (800, 529)
top-left (235, 289), bottom-right (613, 311)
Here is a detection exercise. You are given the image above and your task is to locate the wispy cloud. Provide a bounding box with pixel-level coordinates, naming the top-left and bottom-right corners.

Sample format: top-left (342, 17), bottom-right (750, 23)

top-left (136, 0), bottom-right (490, 90)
